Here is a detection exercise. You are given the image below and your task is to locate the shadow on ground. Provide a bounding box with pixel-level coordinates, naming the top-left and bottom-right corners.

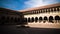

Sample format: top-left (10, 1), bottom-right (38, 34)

top-left (0, 25), bottom-right (60, 34)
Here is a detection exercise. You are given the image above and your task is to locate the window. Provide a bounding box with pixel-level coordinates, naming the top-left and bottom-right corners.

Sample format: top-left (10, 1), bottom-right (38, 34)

top-left (42, 10), bottom-right (43, 13)
top-left (54, 8), bottom-right (56, 11)
top-left (45, 9), bottom-right (47, 13)
top-left (57, 7), bottom-right (59, 11)
top-left (51, 8), bottom-right (53, 12)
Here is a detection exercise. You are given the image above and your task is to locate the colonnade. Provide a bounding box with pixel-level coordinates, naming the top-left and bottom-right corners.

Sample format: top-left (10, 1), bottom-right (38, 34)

top-left (25, 7), bottom-right (60, 14)
top-left (34, 7), bottom-right (60, 14)
top-left (0, 16), bottom-right (22, 24)
top-left (24, 6), bottom-right (60, 23)
top-left (24, 15), bottom-right (60, 23)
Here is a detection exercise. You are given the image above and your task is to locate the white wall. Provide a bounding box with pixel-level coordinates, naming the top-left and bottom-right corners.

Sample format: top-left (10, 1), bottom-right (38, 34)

top-left (24, 11), bottom-right (60, 28)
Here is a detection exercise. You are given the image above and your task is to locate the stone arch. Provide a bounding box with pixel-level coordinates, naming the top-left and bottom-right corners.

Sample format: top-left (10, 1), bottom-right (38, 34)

top-left (39, 17), bottom-right (42, 22)
top-left (17, 17), bottom-right (19, 22)
top-left (15, 17), bottom-right (17, 22)
top-left (1, 16), bottom-right (5, 24)
top-left (7, 16), bottom-right (10, 23)
top-left (55, 15), bottom-right (60, 23)
top-left (10, 17), bottom-right (13, 23)
top-left (24, 18), bottom-right (27, 23)
top-left (28, 17), bottom-right (31, 22)
top-left (31, 17), bottom-right (34, 22)
top-left (35, 17), bottom-right (38, 22)
top-left (55, 15), bottom-right (60, 20)
top-left (39, 17), bottom-right (42, 20)
top-left (49, 16), bottom-right (54, 20)
top-left (49, 16), bottom-right (54, 23)
top-left (44, 16), bottom-right (48, 20)
top-left (43, 16), bottom-right (48, 23)
top-left (1, 16), bottom-right (5, 20)
top-left (23, 18), bottom-right (28, 25)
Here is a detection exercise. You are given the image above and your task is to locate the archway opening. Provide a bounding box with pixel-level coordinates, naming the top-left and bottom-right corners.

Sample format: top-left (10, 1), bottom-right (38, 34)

top-left (55, 15), bottom-right (60, 23)
top-left (43, 16), bottom-right (48, 23)
top-left (35, 17), bottom-right (38, 22)
top-left (31, 17), bottom-right (34, 22)
top-left (39, 17), bottom-right (42, 23)
top-left (28, 17), bottom-right (31, 22)
top-left (49, 16), bottom-right (54, 23)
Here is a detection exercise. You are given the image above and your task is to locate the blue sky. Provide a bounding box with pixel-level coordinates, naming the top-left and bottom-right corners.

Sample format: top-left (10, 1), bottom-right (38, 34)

top-left (0, 0), bottom-right (60, 10)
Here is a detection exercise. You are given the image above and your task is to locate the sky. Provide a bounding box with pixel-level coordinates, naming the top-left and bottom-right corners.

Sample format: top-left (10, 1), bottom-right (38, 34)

top-left (0, 0), bottom-right (60, 10)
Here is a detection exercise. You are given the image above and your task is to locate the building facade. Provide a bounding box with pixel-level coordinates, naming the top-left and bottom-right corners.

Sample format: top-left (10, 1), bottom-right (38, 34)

top-left (0, 8), bottom-right (26, 25)
top-left (21, 3), bottom-right (60, 28)
top-left (0, 3), bottom-right (60, 28)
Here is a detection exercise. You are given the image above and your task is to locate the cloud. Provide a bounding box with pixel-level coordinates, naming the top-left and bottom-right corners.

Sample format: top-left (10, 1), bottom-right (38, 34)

top-left (24, 0), bottom-right (45, 8)
top-left (24, 0), bottom-right (60, 8)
